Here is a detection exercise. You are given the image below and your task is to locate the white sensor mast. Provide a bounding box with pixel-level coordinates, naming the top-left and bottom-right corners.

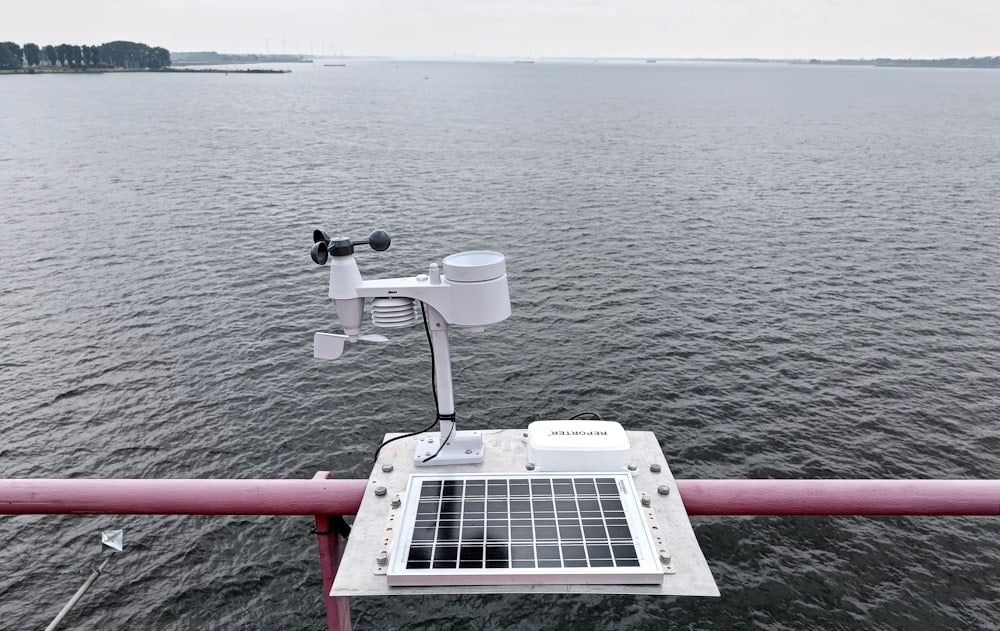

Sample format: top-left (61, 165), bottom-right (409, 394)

top-left (310, 229), bottom-right (511, 466)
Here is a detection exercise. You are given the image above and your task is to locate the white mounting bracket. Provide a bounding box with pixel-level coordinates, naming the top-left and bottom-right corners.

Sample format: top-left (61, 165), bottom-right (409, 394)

top-left (413, 430), bottom-right (484, 467)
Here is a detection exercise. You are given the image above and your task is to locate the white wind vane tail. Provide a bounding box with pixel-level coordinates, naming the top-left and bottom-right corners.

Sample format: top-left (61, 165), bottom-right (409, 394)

top-left (313, 331), bottom-right (389, 360)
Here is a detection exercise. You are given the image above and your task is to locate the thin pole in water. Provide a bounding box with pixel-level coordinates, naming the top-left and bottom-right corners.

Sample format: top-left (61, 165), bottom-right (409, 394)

top-left (44, 557), bottom-right (112, 631)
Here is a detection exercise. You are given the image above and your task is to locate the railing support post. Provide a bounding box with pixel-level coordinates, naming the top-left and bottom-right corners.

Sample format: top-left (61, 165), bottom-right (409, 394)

top-left (313, 472), bottom-right (351, 631)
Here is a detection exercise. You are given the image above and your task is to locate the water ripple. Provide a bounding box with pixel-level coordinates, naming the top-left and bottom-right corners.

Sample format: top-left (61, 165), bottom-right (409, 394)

top-left (1, 61), bottom-right (1000, 629)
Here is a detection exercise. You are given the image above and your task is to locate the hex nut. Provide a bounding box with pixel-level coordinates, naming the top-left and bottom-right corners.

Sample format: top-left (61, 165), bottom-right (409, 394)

top-left (376, 551), bottom-right (389, 566)
top-left (649, 464), bottom-right (662, 473)
top-left (381, 464), bottom-right (394, 473)
top-left (374, 486), bottom-right (388, 497)
top-left (657, 485), bottom-right (671, 496)
top-left (526, 463), bottom-right (536, 471)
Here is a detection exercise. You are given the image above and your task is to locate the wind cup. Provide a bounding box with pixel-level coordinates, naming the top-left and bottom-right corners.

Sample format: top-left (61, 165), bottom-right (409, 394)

top-left (310, 229), bottom-right (511, 466)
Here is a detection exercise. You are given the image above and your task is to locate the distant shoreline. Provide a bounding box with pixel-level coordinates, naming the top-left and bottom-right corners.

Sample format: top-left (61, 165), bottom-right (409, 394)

top-left (523, 55), bottom-right (1000, 69)
top-left (0, 66), bottom-right (289, 75)
top-left (390, 55), bottom-right (1000, 69)
top-left (170, 52), bottom-right (311, 65)
top-left (685, 56), bottom-right (1000, 69)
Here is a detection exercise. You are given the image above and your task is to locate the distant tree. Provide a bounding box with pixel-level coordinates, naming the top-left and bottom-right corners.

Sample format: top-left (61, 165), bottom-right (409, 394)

top-left (0, 44), bottom-right (16, 70)
top-left (0, 42), bottom-right (23, 69)
top-left (100, 41), bottom-right (132, 68)
top-left (0, 39), bottom-right (172, 71)
top-left (147, 46), bottom-right (170, 69)
top-left (23, 43), bottom-right (41, 67)
top-left (98, 40), bottom-right (170, 69)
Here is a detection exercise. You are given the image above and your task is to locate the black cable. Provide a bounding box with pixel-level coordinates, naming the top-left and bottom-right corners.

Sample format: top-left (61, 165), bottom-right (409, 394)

top-left (371, 417), bottom-right (438, 465)
top-left (420, 301), bottom-right (440, 418)
top-left (422, 414), bottom-right (454, 463)
top-left (370, 301), bottom-right (449, 466)
top-left (569, 411), bottom-right (603, 420)
top-left (420, 301), bottom-right (451, 464)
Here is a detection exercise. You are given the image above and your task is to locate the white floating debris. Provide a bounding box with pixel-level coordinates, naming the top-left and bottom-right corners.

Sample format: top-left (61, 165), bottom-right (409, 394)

top-left (101, 529), bottom-right (123, 553)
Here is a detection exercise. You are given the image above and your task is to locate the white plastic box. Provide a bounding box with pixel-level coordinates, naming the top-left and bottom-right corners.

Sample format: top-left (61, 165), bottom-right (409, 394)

top-left (526, 420), bottom-right (631, 472)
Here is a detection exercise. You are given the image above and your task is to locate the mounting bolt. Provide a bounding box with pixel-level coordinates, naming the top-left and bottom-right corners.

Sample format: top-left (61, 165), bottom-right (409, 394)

top-left (641, 493), bottom-right (651, 507)
top-left (627, 463), bottom-right (638, 472)
top-left (659, 549), bottom-right (672, 564)
top-left (465, 449), bottom-right (473, 455)
top-left (374, 486), bottom-right (387, 497)
top-left (376, 551), bottom-right (389, 566)
top-left (526, 462), bottom-right (535, 471)
top-left (381, 464), bottom-right (394, 473)
top-left (657, 485), bottom-right (670, 496)
top-left (391, 495), bottom-right (402, 509)
top-left (649, 463), bottom-right (662, 473)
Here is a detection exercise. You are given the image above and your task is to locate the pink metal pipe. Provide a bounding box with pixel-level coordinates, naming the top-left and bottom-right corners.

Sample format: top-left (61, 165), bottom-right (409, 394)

top-left (676, 479), bottom-right (1000, 516)
top-left (0, 478), bottom-right (367, 515)
top-left (4, 478), bottom-right (1000, 517)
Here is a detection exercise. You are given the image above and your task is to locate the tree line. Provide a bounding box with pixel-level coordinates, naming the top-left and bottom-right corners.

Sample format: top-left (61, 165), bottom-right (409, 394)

top-left (0, 41), bottom-right (171, 71)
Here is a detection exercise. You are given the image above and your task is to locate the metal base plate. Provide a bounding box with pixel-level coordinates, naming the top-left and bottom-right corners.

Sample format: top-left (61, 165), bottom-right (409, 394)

top-left (332, 429), bottom-right (719, 597)
top-left (413, 430), bottom-right (484, 466)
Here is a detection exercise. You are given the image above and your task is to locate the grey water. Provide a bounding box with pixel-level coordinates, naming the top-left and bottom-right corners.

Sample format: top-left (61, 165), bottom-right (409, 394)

top-left (1, 60), bottom-right (999, 629)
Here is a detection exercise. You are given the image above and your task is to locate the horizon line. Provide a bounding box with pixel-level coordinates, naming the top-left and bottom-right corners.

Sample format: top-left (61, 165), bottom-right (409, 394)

top-left (173, 51), bottom-right (1000, 62)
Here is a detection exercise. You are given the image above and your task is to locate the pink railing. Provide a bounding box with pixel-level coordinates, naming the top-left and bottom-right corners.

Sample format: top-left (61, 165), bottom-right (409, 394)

top-left (0, 475), bottom-right (367, 515)
top-left (6, 477), bottom-right (1000, 517)
top-left (676, 479), bottom-right (1000, 515)
top-left (4, 476), bottom-right (1000, 631)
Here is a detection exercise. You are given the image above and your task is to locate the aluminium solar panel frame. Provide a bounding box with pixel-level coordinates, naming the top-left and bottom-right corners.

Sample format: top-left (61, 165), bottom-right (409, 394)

top-left (331, 429), bottom-right (719, 597)
top-left (386, 472), bottom-right (663, 586)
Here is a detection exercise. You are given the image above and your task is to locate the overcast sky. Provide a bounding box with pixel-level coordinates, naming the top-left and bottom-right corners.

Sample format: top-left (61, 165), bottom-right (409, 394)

top-left (5, 0), bottom-right (999, 59)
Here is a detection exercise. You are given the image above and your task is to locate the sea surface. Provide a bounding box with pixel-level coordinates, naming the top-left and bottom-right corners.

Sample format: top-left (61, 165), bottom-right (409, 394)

top-left (2, 60), bottom-right (1000, 630)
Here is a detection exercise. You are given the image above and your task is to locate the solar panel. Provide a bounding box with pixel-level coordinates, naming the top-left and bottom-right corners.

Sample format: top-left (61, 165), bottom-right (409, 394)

top-left (386, 472), bottom-right (664, 586)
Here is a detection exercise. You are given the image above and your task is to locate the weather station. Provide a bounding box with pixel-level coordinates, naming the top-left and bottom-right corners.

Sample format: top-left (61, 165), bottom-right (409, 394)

top-left (308, 228), bottom-right (718, 597)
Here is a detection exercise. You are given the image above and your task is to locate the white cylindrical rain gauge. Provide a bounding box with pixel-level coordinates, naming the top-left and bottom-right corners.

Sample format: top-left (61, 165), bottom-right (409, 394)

top-left (442, 251), bottom-right (506, 282)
